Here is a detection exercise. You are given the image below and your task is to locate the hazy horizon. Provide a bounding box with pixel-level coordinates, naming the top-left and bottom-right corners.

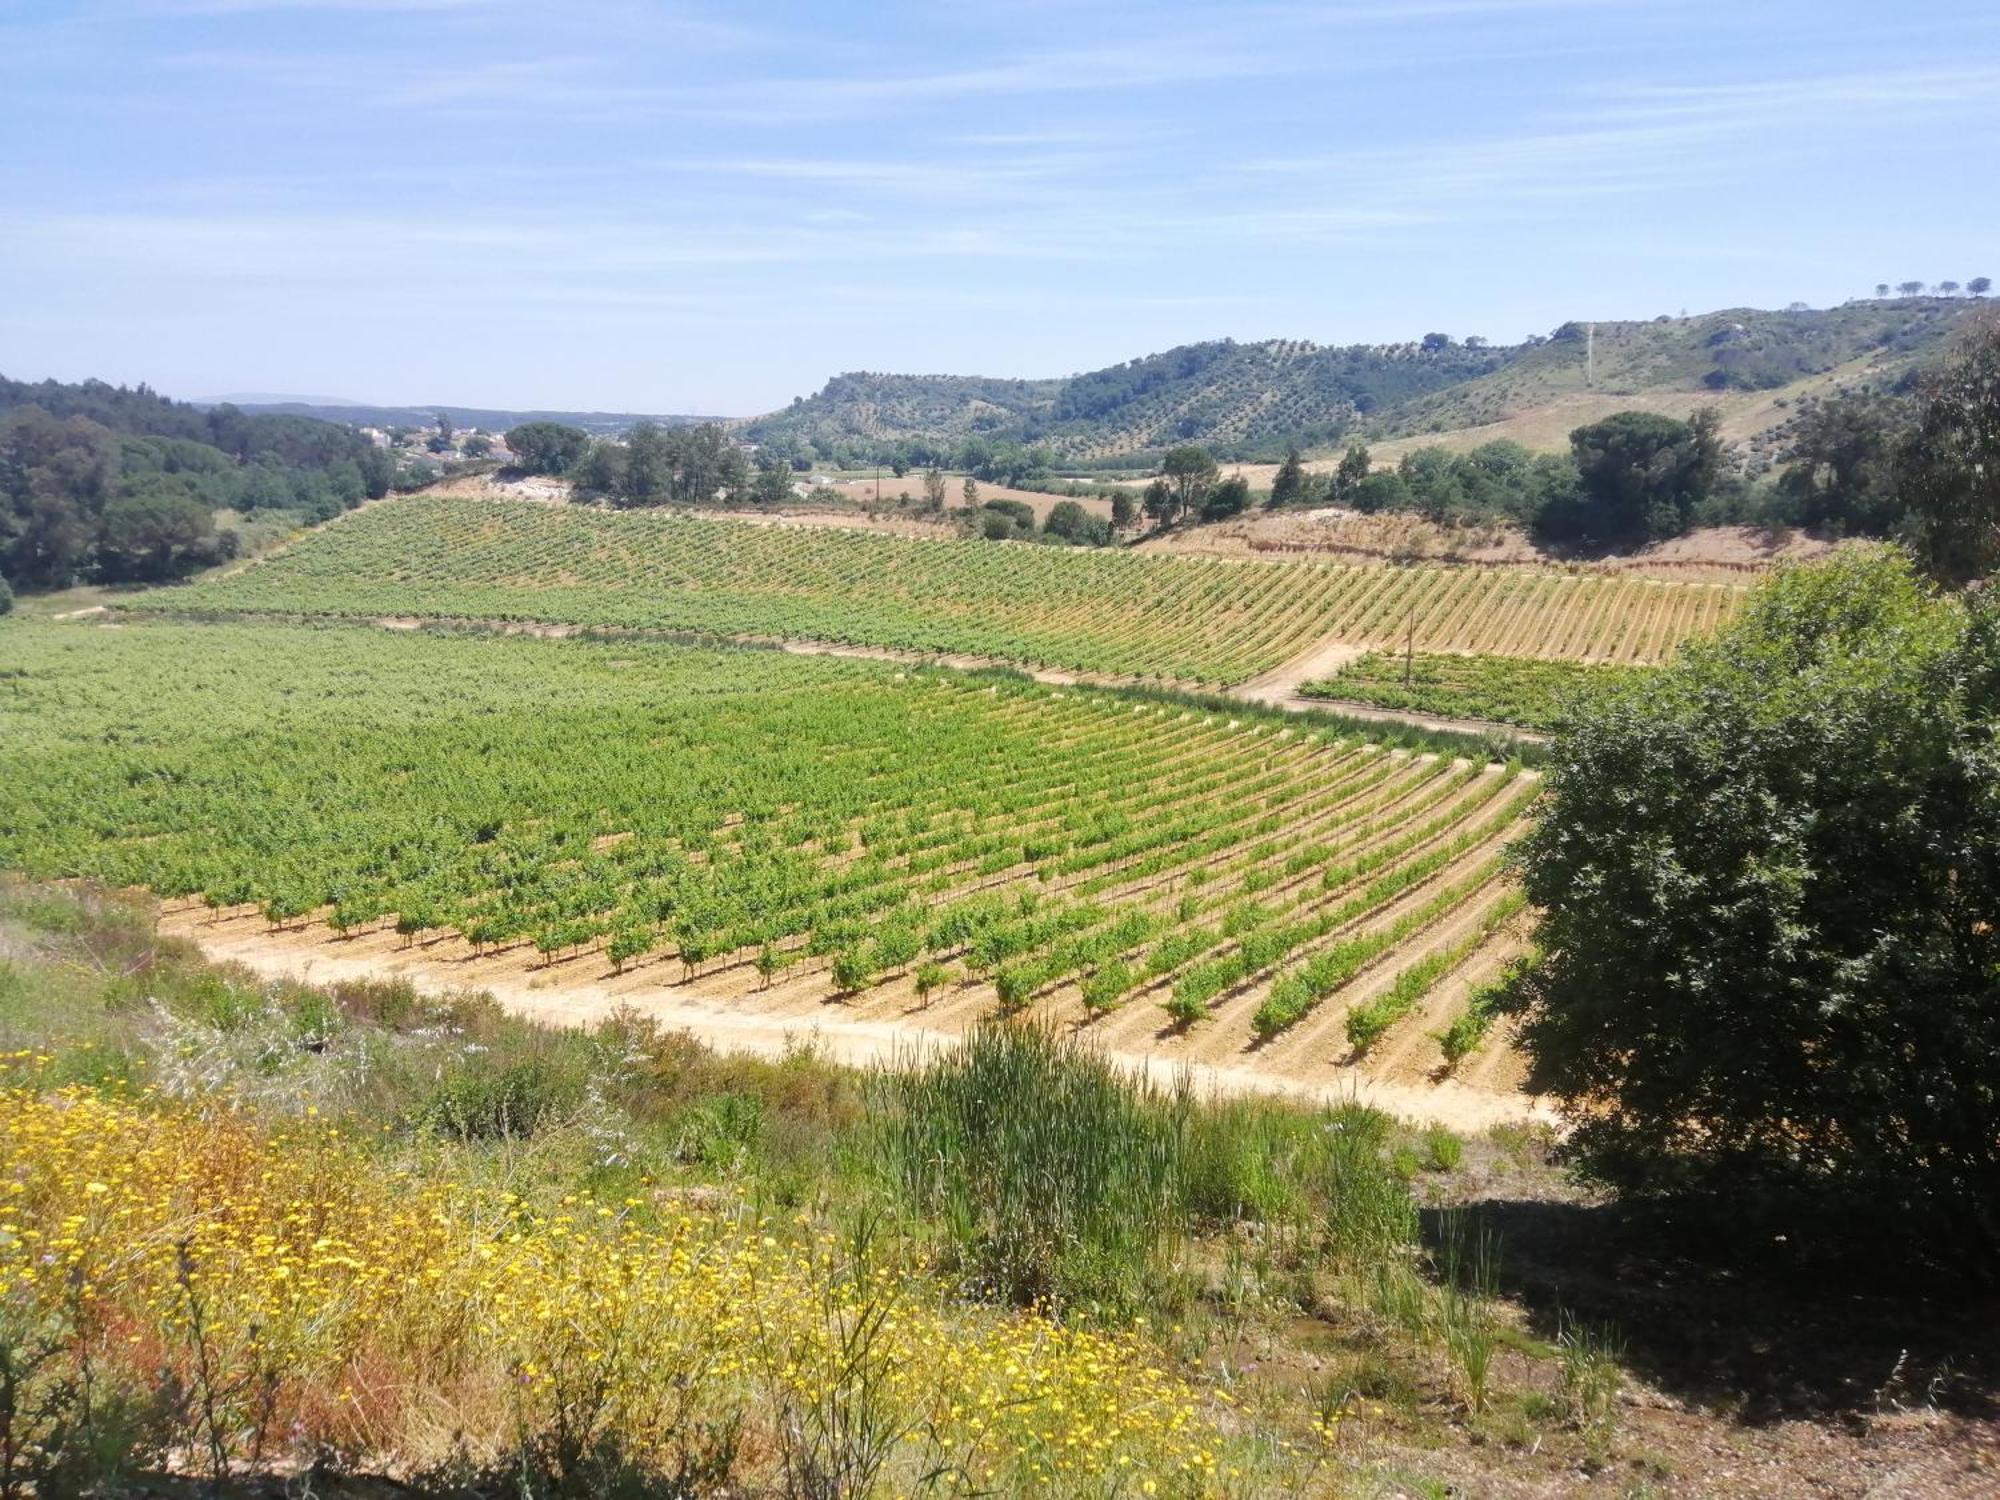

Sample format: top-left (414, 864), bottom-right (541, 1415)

top-left (4, 0), bottom-right (1997, 415)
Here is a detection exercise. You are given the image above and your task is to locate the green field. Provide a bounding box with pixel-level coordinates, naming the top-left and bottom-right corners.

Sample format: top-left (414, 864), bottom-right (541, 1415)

top-left (1, 617), bottom-right (1532, 1047)
top-left (1300, 652), bottom-right (1651, 731)
top-left (148, 497), bottom-right (1746, 682)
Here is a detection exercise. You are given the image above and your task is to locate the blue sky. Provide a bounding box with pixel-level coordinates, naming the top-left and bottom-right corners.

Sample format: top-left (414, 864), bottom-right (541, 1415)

top-left (3, 0), bottom-right (1997, 415)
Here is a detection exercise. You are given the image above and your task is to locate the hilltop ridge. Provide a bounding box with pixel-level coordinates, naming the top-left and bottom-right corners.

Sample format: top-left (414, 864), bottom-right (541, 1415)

top-left (744, 297), bottom-right (1985, 465)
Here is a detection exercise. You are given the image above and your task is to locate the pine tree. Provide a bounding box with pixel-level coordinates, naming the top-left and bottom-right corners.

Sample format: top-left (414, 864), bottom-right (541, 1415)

top-left (1270, 447), bottom-right (1306, 508)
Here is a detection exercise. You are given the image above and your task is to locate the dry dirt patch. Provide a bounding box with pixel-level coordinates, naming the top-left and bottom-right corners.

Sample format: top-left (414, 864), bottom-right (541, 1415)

top-left (1138, 510), bottom-right (1838, 580)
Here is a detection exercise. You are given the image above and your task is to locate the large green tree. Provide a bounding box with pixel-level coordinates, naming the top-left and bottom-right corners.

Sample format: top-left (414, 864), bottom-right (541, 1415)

top-left (1777, 393), bottom-right (1911, 534)
top-left (0, 409), bottom-right (116, 587)
top-left (1503, 548), bottom-right (2000, 1270)
top-left (750, 455), bottom-right (796, 507)
top-left (1268, 447), bottom-right (1307, 508)
top-left (600, 423), bottom-right (750, 509)
top-left (1154, 445), bottom-right (1218, 525)
top-left (97, 481), bottom-right (230, 581)
top-left (618, 422), bottom-right (668, 506)
top-left (1200, 474), bottom-right (1251, 521)
top-left (661, 424), bottom-right (751, 505)
top-left (1902, 316), bottom-right (2000, 585)
top-left (1330, 442), bottom-right (1371, 505)
top-left (505, 422), bottom-right (590, 476)
top-left (1555, 408), bottom-right (1725, 543)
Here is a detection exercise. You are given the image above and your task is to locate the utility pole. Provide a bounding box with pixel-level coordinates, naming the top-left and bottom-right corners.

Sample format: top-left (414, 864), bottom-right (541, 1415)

top-left (1404, 605), bottom-right (1415, 686)
top-left (1586, 322), bottom-right (1595, 388)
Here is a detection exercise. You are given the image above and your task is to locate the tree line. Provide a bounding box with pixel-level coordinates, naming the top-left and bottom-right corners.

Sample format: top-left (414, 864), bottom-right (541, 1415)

top-left (1871, 277), bottom-right (1990, 298)
top-left (507, 420), bottom-right (795, 511)
top-left (1141, 418), bottom-right (1721, 547)
top-left (524, 423), bottom-right (1071, 496)
top-left (969, 494), bottom-right (1115, 548)
top-left (0, 377), bottom-right (422, 596)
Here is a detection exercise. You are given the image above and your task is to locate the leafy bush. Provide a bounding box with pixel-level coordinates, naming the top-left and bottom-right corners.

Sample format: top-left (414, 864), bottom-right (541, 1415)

top-left (425, 1053), bottom-right (584, 1139)
top-left (1503, 547), bottom-right (2000, 1274)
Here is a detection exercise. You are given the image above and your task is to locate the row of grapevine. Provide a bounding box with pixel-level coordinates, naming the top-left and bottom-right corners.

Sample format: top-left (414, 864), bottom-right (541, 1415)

top-left (148, 497), bottom-right (1750, 683)
top-left (1300, 653), bottom-right (1651, 730)
top-left (3, 617), bottom-right (1539, 1072)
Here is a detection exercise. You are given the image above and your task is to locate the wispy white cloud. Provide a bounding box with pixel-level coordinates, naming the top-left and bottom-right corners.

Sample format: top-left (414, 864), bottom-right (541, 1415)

top-left (1243, 60), bottom-right (2000, 215)
top-left (1, 210), bottom-right (1130, 285)
top-left (135, 0), bottom-right (499, 13)
top-left (6, 0), bottom-right (1998, 411)
top-left (1604, 63), bottom-right (2000, 113)
top-left (662, 153), bottom-right (1112, 202)
top-left (135, 0), bottom-right (1650, 131)
top-left (1252, 0), bottom-right (1654, 22)
top-left (952, 127), bottom-right (1151, 148)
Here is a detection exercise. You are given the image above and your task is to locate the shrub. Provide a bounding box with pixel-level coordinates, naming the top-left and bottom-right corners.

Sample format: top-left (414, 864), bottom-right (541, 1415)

top-left (829, 948), bottom-right (874, 993)
top-left (1503, 548), bottom-right (2000, 1274)
top-left (882, 1024), bottom-right (1180, 1309)
top-left (1320, 1108), bottom-right (1419, 1265)
top-left (426, 1053), bottom-right (583, 1139)
top-left (1421, 1127), bottom-right (1463, 1173)
top-left (911, 959), bottom-right (949, 1007)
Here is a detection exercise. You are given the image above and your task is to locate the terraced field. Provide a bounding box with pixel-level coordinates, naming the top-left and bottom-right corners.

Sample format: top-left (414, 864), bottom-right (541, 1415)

top-left (1, 618), bottom-right (1537, 1096)
top-left (153, 497), bottom-right (1748, 683)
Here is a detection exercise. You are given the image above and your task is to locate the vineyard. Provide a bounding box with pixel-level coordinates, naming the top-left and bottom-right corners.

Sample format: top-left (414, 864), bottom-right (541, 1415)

top-left (1300, 652), bottom-right (1652, 731)
top-left (150, 496), bottom-right (1748, 683)
top-left (2, 618), bottom-right (1538, 1092)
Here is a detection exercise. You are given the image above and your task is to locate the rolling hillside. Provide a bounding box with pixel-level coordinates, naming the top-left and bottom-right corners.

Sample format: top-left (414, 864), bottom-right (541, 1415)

top-left (747, 337), bottom-right (1508, 461)
top-left (746, 298), bottom-right (1984, 464)
top-left (1378, 298), bottom-right (1975, 441)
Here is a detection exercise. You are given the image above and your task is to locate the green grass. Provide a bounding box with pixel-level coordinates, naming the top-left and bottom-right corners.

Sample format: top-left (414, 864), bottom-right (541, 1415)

top-left (1300, 651), bottom-right (1651, 730)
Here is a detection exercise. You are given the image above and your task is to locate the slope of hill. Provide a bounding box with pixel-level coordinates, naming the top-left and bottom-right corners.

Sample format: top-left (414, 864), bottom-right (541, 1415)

top-left (1378, 298), bottom-right (1974, 442)
top-left (746, 299), bottom-right (1983, 464)
top-left (148, 494), bottom-right (1748, 680)
top-left (746, 338), bottom-right (1510, 461)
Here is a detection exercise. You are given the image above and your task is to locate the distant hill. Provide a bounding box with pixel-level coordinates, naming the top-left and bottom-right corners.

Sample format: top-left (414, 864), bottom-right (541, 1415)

top-left (746, 298), bottom-right (1986, 465)
top-left (209, 401), bottom-right (722, 436)
top-left (2, 375), bottom-right (371, 468)
top-left (207, 392), bottom-right (369, 408)
top-left (1377, 299), bottom-right (1973, 441)
top-left (745, 338), bottom-right (1508, 463)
